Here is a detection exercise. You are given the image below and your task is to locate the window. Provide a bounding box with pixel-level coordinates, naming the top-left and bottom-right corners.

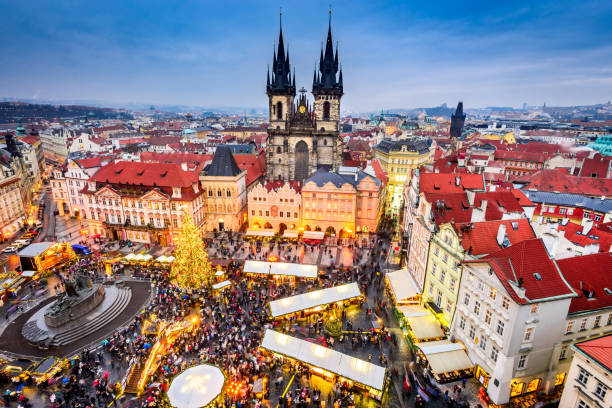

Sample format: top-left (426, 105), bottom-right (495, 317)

top-left (436, 290), bottom-right (443, 307)
top-left (577, 368), bottom-right (589, 385)
top-left (459, 316), bottom-right (466, 330)
top-left (594, 315), bottom-right (601, 328)
top-left (443, 254), bottom-right (448, 264)
top-left (490, 288), bottom-right (497, 300)
top-left (251, 210), bottom-right (255, 216)
top-left (473, 301), bottom-right (481, 315)
top-left (440, 270), bottom-right (446, 284)
top-left (469, 325), bottom-right (476, 340)
top-left (479, 336), bottom-right (487, 351)
top-left (579, 318), bottom-right (588, 331)
top-left (450, 277), bottom-right (457, 291)
top-left (434, 247), bottom-right (439, 256)
top-left (559, 345), bottom-right (568, 360)
top-left (446, 300), bottom-right (453, 313)
top-left (608, 313), bottom-right (612, 326)
top-left (577, 400), bottom-right (589, 408)
top-left (428, 283), bottom-right (434, 295)
top-left (502, 296), bottom-right (510, 310)
top-left (496, 320), bottom-right (504, 336)
top-left (490, 346), bottom-right (498, 362)
top-left (524, 327), bottom-right (533, 342)
top-left (323, 101), bottom-right (330, 120)
top-left (485, 309), bottom-right (492, 325)
top-left (530, 304), bottom-right (539, 314)
top-left (559, 208), bottom-right (566, 214)
top-left (595, 381), bottom-right (607, 399)
top-left (566, 320), bottom-right (575, 333)
top-left (517, 354), bottom-right (528, 370)
top-left (464, 293), bottom-right (470, 306)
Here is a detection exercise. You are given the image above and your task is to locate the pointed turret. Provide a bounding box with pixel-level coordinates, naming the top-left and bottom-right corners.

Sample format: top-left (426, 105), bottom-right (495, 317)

top-left (312, 10), bottom-right (343, 96)
top-left (267, 12), bottom-right (295, 95)
top-left (450, 101), bottom-right (467, 139)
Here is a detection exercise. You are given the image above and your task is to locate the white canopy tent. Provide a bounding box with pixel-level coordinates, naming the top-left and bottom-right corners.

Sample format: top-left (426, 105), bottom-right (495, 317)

top-left (212, 280), bottom-right (232, 291)
top-left (396, 305), bottom-right (430, 318)
top-left (417, 340), bottom-right (473, 375)
top-left (245, 229), bottom-right (275, 237)
top-left (282, 231), bottom-right (299, 238)
top-left (167, 364), bottom-right (225, 408)
top-left (405, 314), bottom-right (445, 341)
top-left (243, 260), bottom-right (318, 279)
top-left (269, 282), bottom-right (362, 318)
top-left (260, 329), bottom-right (386, 392)
top-left (302, 231), bottom-right (325, 240)
top-left (386, 269), bottom-right (420, 303)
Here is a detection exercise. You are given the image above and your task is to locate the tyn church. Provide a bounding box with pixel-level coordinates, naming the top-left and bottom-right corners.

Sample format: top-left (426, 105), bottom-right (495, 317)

top-left (265, 14), bottom-right (343, 182)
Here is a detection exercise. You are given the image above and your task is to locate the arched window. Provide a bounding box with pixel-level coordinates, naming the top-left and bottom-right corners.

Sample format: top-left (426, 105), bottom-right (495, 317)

top-left (226, 189), bottom-right (231, 197)
top-left (323, 139), bottom-right (328, 146)
top-left (323, 101), bottom-right (330, 120)
top-left (276, 146), bottom-right (281, 154)
top-left (276, 101), bottom-right (283, 120)
top-left (217, 189), bottom-right (222, 197)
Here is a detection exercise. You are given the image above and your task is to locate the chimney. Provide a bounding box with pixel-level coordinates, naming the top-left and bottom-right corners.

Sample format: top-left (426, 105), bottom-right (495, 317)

top-left (455, 176), bottom-right (461, 187)
top-left (541, 232), bottom-right (559, 259)
top-left (181, 162), bottom-right (188, 171)
top-left (466, 190), bottom-right (475, 207)
top-left (496, 224), bottom-right (507, 246)
top-left (480, 199), bottom-right (488, 213)
top-left (582, 219), bottom-right (593, 236)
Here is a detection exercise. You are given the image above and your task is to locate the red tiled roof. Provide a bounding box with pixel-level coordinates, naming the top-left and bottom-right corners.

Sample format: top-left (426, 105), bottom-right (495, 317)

top-left (264, 180), bottom-right (302, 193)
top-left (18, 135), bottom-right (40, 145)
top-left (93, 125), bottom-right (126, 134)
top-left (419, 173), bottom-right (485, 194)
top-left (470, 154), bottom-right (490, 161)
top-left (574, 335), bottom-right (612, 372)
top-left (494, 150), bottom-right (546, 162)
top-left (474, 239), bottom-right (576, 304)
top-left (458, 219), bottom-right (535, 257)
top-left (234, 153), bottom-right (266, 187)
top-left (119, 138), bottom-right (146, 145)
top-left (578, 154), bottom-right (612, 178)
top-left (370, 159), bottom-right (387, 185)
top-left (509, 189), bottom-right (535, 206)
top-left (557, 253), bottom-right (612, 314)
top-left (514, 169), bottom-right (612, 197)
top-left (557, 222), bottom-right (612, 253)
top-left (484, 172), bottom-right (506, 183)
top-left (91, 161), bottom-right (198, 187)
top-left (75, 155), bottom-right (115, 169)
top-left (89, 136), bottom-right (111, 145)
top-left (147, 136), bottom-right (181, 146)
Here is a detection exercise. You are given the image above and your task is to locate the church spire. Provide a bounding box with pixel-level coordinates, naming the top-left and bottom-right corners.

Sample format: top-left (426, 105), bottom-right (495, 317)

top-left (267, 9), bottom-right (295, 94)
top-left (312, 8), bottom-right (343, 95)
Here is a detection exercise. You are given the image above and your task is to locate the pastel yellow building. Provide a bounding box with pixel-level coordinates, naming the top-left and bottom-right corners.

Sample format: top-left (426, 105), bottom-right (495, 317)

top-left (482, 131), bottom-right (516, 144)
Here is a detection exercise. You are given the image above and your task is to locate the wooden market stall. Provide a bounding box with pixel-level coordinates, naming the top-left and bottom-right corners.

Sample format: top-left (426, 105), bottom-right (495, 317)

top-left (243, 260), bottom-right (318, 283)
top-left (416, 340), bottom-right (473, 383)
top-left (260, 329), bottom-right (387, 401)
top-left (268, 282), bottom-right (363, 320)
top-left (385, 269), bottom-right (420, 306)
top-left (18, 242), bottom-right (76, 273)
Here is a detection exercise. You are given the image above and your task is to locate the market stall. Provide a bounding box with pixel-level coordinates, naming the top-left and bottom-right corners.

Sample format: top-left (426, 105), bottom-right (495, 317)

top-left (18, 242), bottom-right (76, 273)
top-left (245, 229), bottom-right (275, 239)
top-left (243, 260), bottom-right (318, 282)
top-left (260, 329), bottom-right (387, 400)
top-left (166, 364), bottom-right (226, 408)
top-left (212, 280), bottom-right (232, 293)
top-left (417, 340), bottom-right (473, 383)
top-left (302, 230), bottom-right (325, 243)
top-left (398, 305), bottom-right (445, 347)
top-left (30, 356), bottom-right (67, 384)
top-left (385, 269), bottom-right (420, 305)
top-left (268, 282), bottom-right (363, 319)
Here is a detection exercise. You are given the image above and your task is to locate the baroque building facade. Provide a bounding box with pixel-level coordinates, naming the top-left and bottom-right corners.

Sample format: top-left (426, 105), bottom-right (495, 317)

top-left (265, 16), bottom-right (343, 182)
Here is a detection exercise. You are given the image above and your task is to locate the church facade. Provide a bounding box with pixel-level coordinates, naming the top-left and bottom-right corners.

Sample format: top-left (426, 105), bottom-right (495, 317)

top-left (265, 16), bottom-right (344, 182)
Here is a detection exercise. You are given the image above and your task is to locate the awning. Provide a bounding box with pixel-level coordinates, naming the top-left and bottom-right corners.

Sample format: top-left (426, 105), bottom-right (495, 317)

top-left (260, 329), bottom-right (386, 391)
top-left (212, 280), bottom-right (232, 290)
top-left (418, 340), bottom-right (473, 374)
top-left (167, 364), bottom-right (225, 408)
top-left (405, 314), bottom-right (444, 340)
top-left (243, 260), bottom-right (318, 279)
top-left (245, 229), bottom-right (275, 237)
top-left (397, 305), bottom-right (430, 317)
top-left (20, 271), bottom-right (38, 278)
top-left (269, 282), bottom-right (362, 318)
top-left (386, 269), bottom-right (420, 302)
top-left (18, 242), bottom-right (55, 257)
top-left (283, 231), bottom-right (299, 238)
top-left (302, 231), bottom-right (325, 240)
top-left (214, 270), bottom-right (225, 277)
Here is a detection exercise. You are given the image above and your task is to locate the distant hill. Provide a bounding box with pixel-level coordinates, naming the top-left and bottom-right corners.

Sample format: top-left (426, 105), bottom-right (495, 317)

top-left (0, 101), bottom-right (133, 123)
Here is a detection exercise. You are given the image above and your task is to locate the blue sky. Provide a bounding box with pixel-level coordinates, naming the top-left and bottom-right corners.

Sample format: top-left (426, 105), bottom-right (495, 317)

top-left (0, 0), bottom-right (611, 112)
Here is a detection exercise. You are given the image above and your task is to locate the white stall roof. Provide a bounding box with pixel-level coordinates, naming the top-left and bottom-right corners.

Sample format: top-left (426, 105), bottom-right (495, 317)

top-left (406, 314), bottom-right (444, 340)
top-left (260, 329), bottom-right (386, 391)
top-left (396, 305), bottom-right (430, 318)
top-left (212, 280), bottom-right (232, 290)
top-left (269, 282), bottom-right (362, 318)
top-left (18, 242), bottom-right (55, 257)
top-left (386, 269), bottom-right (420, 301)
top-left (302, 231), bottom-right (325, 240)
top-left (245, 229), bottom-right (275, 237)
top-left (243, 261), bottom-right (317, 279)
top-left (418, 340), bottom-right (473, 374)
top-left (283, 231), bottom-right (298, 238)
top-left (167, 364), bottom-right (225, 408)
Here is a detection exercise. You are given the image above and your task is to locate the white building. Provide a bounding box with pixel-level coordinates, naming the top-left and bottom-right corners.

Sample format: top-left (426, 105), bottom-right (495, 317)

top-left (452, 239), bottom-right (576, 405)
top-left (558, 335), bottom-right (612, 408)
top-left (40, 127), bottom-right (73, 164)
top-left (68, 132), bottom-right (112, 154)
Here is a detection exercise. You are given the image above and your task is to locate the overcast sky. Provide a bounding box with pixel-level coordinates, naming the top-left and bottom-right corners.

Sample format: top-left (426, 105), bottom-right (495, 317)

top-left (1, 0), bottom-right (611, 112)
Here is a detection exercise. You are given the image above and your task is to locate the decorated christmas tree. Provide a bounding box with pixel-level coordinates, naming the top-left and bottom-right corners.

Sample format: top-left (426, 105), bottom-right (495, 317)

top-left (170, 213), bottom-right (214, 289)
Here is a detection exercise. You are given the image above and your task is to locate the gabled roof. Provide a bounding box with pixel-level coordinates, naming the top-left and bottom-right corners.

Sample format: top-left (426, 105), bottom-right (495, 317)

top-left (514, 169), bottom-right (612, 197)
top-left (370, 159), bottom-right (387, 185)
top-left (90, 161), bottom-right (198, 187)
top-left (473, 239), bottom-right (576, 304)
top-left (574, 335), bottom-right (612, 373)
top-left (74, 155), bottom-right (115, 169)
top-left (458, 219), bottom-right (535, 257)
top-left (557, 253), bottom-right (612, 314)
top-left (233, 153), bottom-right (265, 186)
top-left (578, 154), bottom-right (611, 178)
top-left (557, 221), bottom-right (612, 252)
top-left (494, 150), bottom-right (546, 162)
top-left (205, 145), bottom-right (242, 177)
top-left (264, 180), bottom-right (302, 193)
top-left (419, 173), bottom-right (485, 194)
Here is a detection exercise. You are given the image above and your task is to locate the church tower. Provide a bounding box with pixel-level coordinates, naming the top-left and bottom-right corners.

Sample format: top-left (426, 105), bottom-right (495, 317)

top-left (267, 14), bottom-right (295, 131)
top-left (450, 101), bottom-right (466, 140)
top-left (265, 12), bottom-right (343, 183)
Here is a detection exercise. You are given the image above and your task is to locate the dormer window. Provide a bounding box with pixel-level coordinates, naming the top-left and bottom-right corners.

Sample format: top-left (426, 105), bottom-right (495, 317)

top-left (172, 187), bottom-right (181, 198)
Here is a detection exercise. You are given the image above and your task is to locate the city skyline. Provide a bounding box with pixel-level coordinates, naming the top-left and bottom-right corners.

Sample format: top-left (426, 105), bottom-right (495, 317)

top-left (1, 0), bottom-right (611, 112)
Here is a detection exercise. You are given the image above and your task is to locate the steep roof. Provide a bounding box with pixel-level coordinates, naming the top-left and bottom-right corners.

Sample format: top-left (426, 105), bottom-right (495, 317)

top-left (557, 253), bottom-right (612, 314)
top-left (90, 161), bottom-right (197, 187)
top-left (514, 169), bottom-right (612, 197)
top-left (233, 153), bottom-right (265, 186)
top-left (374, 138), bottom-right (430, 155)
top-left (557, 221), bottom-right (612, 253)
top-left (474, 239), bottom-right (576, 304)
top-left (574, 335), bottom-right (612, 373)
top-left (578, 154), bottom-right (611, 178)
top-left (494, 150), bottom-right (546, 162)
top-left (419, 173), bottom-right (485, 194)
top-left (205, 145), bottom-right (242, 177)
top-left (74, 155), bottom-right (115, 169)
top-left (370, 159), bottom-right (388, 185)
top-left (458, 219), bottom-right (536, 257)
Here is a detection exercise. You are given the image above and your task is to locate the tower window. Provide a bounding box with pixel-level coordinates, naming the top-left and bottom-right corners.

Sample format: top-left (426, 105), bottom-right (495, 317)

top-left (324, 139), bottom-right (328, 146)
top-left (276, 146), bottom-right (281, 154)
top-left (323, 101), bottom-right (330, 120)
top-left (276, 101), bottom-right (283, 120)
